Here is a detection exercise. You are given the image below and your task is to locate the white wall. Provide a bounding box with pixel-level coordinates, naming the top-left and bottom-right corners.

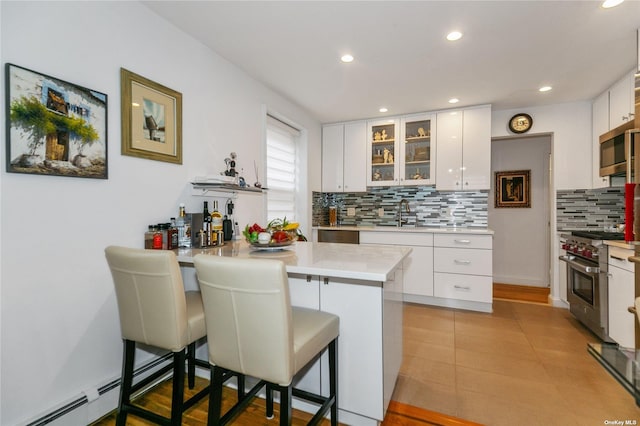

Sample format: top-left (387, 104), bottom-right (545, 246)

top-left (492, 101), bottom-right (592, 305)
top-left (489, 136), bottom-right (552, 287)
top-left (0, 2), bottom-right (321, 425)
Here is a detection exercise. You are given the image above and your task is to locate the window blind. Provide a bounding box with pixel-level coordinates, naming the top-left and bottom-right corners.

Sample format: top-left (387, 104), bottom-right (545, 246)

top-left (266, 115), bottom-right (299, 222)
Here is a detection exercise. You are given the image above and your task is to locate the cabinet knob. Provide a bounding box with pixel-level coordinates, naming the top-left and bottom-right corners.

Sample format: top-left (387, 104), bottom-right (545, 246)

top-left (630, 112), bottom-right (635, 118)
top-left (623, 115), bottom-right (629, 121)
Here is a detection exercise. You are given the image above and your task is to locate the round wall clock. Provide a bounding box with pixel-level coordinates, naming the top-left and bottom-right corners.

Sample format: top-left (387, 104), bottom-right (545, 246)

top-left (508, 113), bottom-right (533, 134)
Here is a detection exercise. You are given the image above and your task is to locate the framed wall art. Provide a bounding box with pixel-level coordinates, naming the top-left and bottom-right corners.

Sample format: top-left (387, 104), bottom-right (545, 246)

top-left (495, 170), bottom-right (531, 208)
top-left (5, 63), bottom-right (108, 179)
top-left (120, 68), bottom-right (182, 164)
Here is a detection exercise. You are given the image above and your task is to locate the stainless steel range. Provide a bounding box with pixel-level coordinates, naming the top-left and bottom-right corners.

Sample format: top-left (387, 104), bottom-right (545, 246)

top-left (560, 230), bottom-right (624, 342)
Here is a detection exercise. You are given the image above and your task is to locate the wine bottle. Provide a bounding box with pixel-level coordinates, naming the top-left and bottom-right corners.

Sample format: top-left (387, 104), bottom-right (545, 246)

top-left (203, 201), bottom-right (212, 246)
top-left (210, 200), bottom-right (223, 245)
top-left (177, 203), bottom-right (190, 248)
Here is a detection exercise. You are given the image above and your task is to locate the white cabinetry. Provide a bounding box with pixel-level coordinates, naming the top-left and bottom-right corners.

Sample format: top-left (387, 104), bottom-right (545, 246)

top-left (322, 121), bottom-right (367, 192)
top-left (592, 91), bottom-right (610, 188)
top-left (360, 231), bottom-right (434, 297)
top-left (608, 246), bottom-right (635, 348)
top-left (436, 106), bottom-right (491, 191)
top-left (367, 118), bottom-right (400, 186)
top-left (433, 234), bottom-right (493, 310)
top-left (367, 114), bottom-right (436, 187)
top-left (609, 70), bottom-right (636, 129)
top-left (288, 271), bottom-right (402, 422)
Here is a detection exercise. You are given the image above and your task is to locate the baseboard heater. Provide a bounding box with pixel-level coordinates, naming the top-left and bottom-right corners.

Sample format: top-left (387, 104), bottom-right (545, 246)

top-left (25, 352), bottom-right (173, 426)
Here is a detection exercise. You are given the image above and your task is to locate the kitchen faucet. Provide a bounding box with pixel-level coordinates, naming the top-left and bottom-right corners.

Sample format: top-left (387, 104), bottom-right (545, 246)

top-left (398, 199), bottom-right (410, 227)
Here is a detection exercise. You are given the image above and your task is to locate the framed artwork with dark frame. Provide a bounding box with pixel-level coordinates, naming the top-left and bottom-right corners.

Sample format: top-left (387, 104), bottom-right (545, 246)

top-left (495, 170), bottom-right (531, 208)
top-left (120, 68), bottom-right (182, 164)
top-left (5, 63), bottom-right (108, 179)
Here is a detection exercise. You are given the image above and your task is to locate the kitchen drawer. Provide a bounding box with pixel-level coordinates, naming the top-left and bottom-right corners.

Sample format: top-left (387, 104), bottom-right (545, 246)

top-left (359, 231), bottom-right (433, 247)
top-left (434, 273), bottom-right (492, 303)
top-left (608, 246), bottom-right (634, 273)
top-left (434, 247), bottom-right (492, 276)
top-left (434, 234), bottom-right (492, 249)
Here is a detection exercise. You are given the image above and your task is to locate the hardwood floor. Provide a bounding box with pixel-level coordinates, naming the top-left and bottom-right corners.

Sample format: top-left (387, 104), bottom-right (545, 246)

top-left (493, 282), bottom-right (550, 304)
top-left (91, 377), bottom-right (335, 425)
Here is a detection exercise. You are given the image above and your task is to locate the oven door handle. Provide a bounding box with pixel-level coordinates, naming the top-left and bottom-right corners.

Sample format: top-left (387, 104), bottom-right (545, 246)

top-left (559, 255), bottom-right (600, 275)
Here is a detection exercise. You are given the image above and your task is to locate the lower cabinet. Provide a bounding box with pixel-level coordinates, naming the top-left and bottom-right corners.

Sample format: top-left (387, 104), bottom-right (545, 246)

top-left (359, 230), bottom-right (493, 312)
top-left (288, 271), bottom-right (402, 422)
top-left (608, 246), bottom-right (635, 348)
top-left (433, 234), bottom-right (493, 310)
top-left (360, 231), bottom-right (434, 296)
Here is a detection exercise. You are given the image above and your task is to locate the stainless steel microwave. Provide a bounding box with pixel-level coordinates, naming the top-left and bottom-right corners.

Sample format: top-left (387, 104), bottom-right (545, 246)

top-left (599, 121), bottom-right (637, 177)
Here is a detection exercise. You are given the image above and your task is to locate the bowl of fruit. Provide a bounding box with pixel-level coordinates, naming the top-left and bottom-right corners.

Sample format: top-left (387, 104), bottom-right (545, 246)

top-left (243, 218), bottom-right (303, 250)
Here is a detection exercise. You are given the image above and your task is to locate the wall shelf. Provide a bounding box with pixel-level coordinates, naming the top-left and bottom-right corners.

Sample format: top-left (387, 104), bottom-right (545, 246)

top-left (191, 182), bottom-right (265, 198)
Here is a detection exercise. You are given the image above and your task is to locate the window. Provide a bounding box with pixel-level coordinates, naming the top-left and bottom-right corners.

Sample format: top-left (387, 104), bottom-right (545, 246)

top-left (266, 114), bottom-right (300, 222)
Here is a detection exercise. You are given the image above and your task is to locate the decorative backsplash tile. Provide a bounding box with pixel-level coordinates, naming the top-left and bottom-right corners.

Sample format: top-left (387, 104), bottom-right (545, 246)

top-left (312, 186), bottom-right (489, 228)
top-left (556, 188), bottom-right (625, 231)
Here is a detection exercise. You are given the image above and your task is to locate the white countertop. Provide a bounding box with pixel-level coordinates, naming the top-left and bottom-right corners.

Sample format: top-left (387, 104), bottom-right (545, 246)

top-left (174, 240), bottom-right (411, 282)
top-left (314, 225), bottom-right (494, 235)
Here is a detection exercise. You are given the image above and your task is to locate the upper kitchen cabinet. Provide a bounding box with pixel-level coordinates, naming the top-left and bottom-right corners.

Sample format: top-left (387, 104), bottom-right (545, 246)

top-left (609, 70), bottom-right (636, 129)
top-left (401, 113), bottom-right (436, 185)
top-left (436, 105), bottom-right (491, 191)
top-left (592, 91), bottom-right (610, 189)
top-left (322, 121), bottom-right (367, 192)
top-left (367, 118), bottom-right (400, 186)
top-left (367, 114), bottom-right (436, 186)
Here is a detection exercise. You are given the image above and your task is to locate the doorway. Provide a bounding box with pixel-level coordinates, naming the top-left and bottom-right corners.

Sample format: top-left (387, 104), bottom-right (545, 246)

top-left (489, 134), bottom-right (552, 289)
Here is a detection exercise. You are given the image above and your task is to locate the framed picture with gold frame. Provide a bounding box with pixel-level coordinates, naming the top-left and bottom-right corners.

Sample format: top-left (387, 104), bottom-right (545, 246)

top-left (495, 170), bottom-right (530, 208)
top-left (120, 68), bottom-right (182, 164)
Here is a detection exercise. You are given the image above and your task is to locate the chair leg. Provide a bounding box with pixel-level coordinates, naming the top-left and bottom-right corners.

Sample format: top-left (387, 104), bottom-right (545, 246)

top-left (170, 349), bottom-right (186, 426)
top-left (266, 383), bottom-right (274, 419)
top-left (329, 338), bottom-right (338, 426)
top-left (208, 366), bottom-right (225, 426)
top-left (237, 373), bottom-right (245, 399)
top-left (279, 385), bottom-right (292, 426)
top-left (116, 340), bottom-right (135, 426)
top-left (187, 342), bottom-right (196, 389)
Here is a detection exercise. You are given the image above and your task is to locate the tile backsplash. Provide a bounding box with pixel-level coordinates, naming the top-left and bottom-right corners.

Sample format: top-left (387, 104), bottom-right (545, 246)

top-left (312, 186), bottom-right (488, 228)
top-left (312, 186), bottom-right (626, 231)
top-left (556, 187), bottom-right (625, 231)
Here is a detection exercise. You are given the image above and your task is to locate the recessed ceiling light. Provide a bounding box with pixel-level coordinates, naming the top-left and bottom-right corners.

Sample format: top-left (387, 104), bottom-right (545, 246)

top-left (602, 0), bottom-right (624, 8)
top-left (446, 31), bottom-right (463, 41)
top-left (341, 54), bottom-right (354, 63)
top-left (448, 98), bottom-right (460, 104)
top-left (539, 86), bottom-right (552, 92)
top-left (379, 107), bottom-right (388, 113)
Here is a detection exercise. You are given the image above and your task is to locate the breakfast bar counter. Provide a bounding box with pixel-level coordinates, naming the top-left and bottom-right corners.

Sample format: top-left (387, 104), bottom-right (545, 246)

top-left (174, 240), bottom-right (410, 282)
top-left (176, 241), bottom-right (410, 426)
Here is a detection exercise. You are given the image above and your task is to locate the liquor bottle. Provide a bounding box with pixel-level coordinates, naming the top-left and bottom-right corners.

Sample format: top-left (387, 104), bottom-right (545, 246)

top-left (203, 201), bottom-right (212, 246)
top-left (177, 203), bottom-right (190, 248)
top-left (168, 218), bottom-right (178, 249)
top-left (211, 200), bottom-right (223, 245)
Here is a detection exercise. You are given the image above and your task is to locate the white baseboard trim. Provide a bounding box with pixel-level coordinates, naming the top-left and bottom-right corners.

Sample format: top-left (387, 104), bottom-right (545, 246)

top-left (22, 353), bottom-right (174, 426)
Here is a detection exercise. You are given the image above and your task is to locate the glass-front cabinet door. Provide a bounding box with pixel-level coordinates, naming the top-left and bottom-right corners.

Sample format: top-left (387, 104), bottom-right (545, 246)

top-left (367, 118), bottom-right (399, 186)
top-left (400, 114), bottom-right (435, 185)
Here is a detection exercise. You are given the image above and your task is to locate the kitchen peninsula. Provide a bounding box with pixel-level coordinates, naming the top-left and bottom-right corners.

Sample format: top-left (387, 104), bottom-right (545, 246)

top-left (176, 241), bottom-right (410, 426)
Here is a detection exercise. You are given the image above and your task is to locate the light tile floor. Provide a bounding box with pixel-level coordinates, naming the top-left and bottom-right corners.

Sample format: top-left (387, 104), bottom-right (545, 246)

top-left (391, 300), bottom-right (640, 425)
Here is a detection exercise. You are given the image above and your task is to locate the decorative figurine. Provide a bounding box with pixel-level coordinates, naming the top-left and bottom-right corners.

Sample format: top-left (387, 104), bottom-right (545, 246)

top-left (418, 127), bottom-right (426, 137)
top-left (383, 148), bottom-right (390, 163)
top-left (253, 160), bottom-right (262, 188)
top-left (381, 129), bottom-right (387, 140)
top-left (224, 152), bottom-right (238, 177)
top-left (374, 131), bottom-right (382, 141)
top-left (373, 169), bottom-right (382, 181)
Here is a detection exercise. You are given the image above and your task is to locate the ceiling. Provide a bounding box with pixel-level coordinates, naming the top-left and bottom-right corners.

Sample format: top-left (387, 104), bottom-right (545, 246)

top-left (143, 1), bottom-right (640, 123)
